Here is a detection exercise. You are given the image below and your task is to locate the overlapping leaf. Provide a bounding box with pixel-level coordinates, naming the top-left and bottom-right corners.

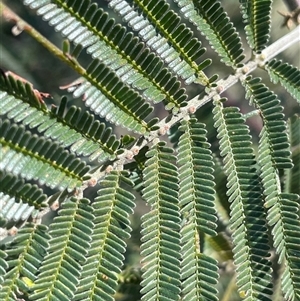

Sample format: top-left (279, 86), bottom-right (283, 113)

top-left (284, 115), bottom-right (300, 194)
top-left (265, 59), bottom-right (300, 103)
top-left (177, 119), bottom-right (217, 235)
top-left (64, 61), bottom-right (154, 133)
top-left (74, 171), bottom-right (135, 301)
top-left (258, 128), bottom-right (300, 301)
top-left (23, 0), bottom-right (188, 113)
top-left (239, 0), bottom-right (272, 52)
top-left (108, 0), bottom-right (210, 85)
top-left (0, 224), bottom-right (50, 301)
top-left (174, 0), bottom-right (244, 67)
top-left (0, 250), bottom-right (8, 286)
top-left (51, 97), bottom-right (122, 161)
top-left (141, 142), bottom-right (181, 301)
top-left (1, 1), bottom-right (299, 300)
top-left (213, 100), bottom-right (273, 301)
top-left (243, 76), bottom-right (293, 169)
top-left (277, 194), bottom-right (300, 300)
top-left (0, 69), bottom-right (48, 111)
top-left (0, 196), bottom-right (36, 229)
top-left (0, 119), bottom-right (90, 191)
top-left (0, 171), bottom-right (47, 209)
top-left (177, 118), bottom-right (219, 300)
top-left (0, 171), bottom-right (47, 228)
top-left (29, 197), bottom-right (93, 301)
top-left (0, 72), bottom-right (123, 162)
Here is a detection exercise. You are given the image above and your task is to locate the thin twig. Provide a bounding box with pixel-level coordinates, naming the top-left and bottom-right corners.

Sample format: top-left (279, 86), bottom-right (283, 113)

top-left (0, 3), bottom-right (86, 76)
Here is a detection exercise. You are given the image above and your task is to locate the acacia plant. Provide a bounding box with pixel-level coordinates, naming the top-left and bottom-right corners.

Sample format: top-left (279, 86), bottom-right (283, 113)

top-left (0, 0), bottom-right (300, 300)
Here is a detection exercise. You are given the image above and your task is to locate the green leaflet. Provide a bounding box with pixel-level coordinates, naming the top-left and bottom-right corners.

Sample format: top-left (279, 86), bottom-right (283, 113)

top-left (243, 76), bottom-right (293, 170)
top-left (51, 97), bottom-right (122, 161)
top-left (258, 129), bottom-right (300, 301)
top-left (213, 100), bottom-right (273, 301)
top-left (0, 224), bottom-right (50, 301)
top-left (0, 171), bottom-right (46, 228)
top-left (0, 73), bottom-right (123, 162)
top-left (175, 0), bottom-right (245, 67)
top-left (109, 0), bottom-right (210, 85)
top-left (0, 72), bottom-right (48, 111)
top-left (239, 0), bottom-right (272, 52)
top-left (177, 118), bottom-right (217, 236)
top-left (74, 171), bottom-right (135, 301)
top-left (67, 62), bottom-right (154, 133)
top-left (0, 170), bottom-right (47, 209)
top-left (1, 1), bottom-right (299, 300)
top-left (275, 194), bottom-right (300, 300)
top-left (23, 0), bottom-right (188, 114)
top-left (265, 59), bottom-right (300, 103)
top-left (0, 249), bottom-right (8, 285)
top-left (284, 115), bottom-right (300, 194)
top-left (141, 142), bottom-right (181, 301)
top-left (29, 198), bottom-right (93, 301)
top-left (177, 119), bottom-right (219, 301)
top-left (0, 119), bottom-right (89, 191)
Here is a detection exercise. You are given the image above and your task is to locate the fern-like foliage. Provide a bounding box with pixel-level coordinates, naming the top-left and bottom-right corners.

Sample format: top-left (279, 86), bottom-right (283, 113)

top-left (51, 97), bottom-right (122, 162)
top-left (141, 142), bottom-right (181, 301)
top-left (71, 60), bottom-right (156, 132)
top-left (29, 197), bottom-right (93, 301)
top-left (0, 170), bottom-right (47, 227)
top-left (239, 0), bottom-right (272, 52)
top-left (75, 171), bottom-right (135, 301)
top-left (0, 70), bottom-right (48, 111)
top-left (178, 118), bottom-right (217, 236)
top-left (24, 0), bottom-right (189, 114)
top-left (243, 76), bottom-right (293, 169)
top-left (0, 119), bottom-right (89, 191)
top-left (285, 115), bottom-right (300, 194)
top-left (108, 0), bottom-right (210, 85)
top-left (175, 0), bottom-right (245, 67)
top-left (0, 1), bottom-right (300, 301)
top-left (265, 59), bottom-right (300, 103)
top-left (213, 100), bottom-right (273, 300)
top-left (0, 73), bottom-right (122, 162)
top-left (277, 193), bottom-right (300, 300)
top-left (177, 119), bottom-right (219, 300)
top-left (258, 128), bottom-right (300, 301)
top-left (0, 224), bottom-right (50, 301)
top-left (0, 250), bottom-right (8, 286)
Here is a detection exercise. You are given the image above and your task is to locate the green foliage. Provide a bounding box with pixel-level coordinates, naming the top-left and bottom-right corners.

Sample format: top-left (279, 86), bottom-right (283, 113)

top-left (243, 76), bottom-right (293, 169)
top-left (285, 115), bottom-right (300, 194)
top-left (75, 171), bottom-right (136, 301)
top-left (0, 1), bottom-right (300, 301)
top-left (0, 170), bottom-right (47, 228)
top-left (0, 224), bottom-right (50, 301)
top-left (184, 0), bottom-right (245, 67)
top-left (213, 101), bottom-right (273, 300)
top-left (266, 59), bottom-right (300, 102)
top-left (178, 119), bottom-right (219, 301)
top-left (110, 0), bottom-right (210, 85)
top-left (239, 0), bottom-right (272, 52)
top-left (141, 143), bottom-right (181, 301)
